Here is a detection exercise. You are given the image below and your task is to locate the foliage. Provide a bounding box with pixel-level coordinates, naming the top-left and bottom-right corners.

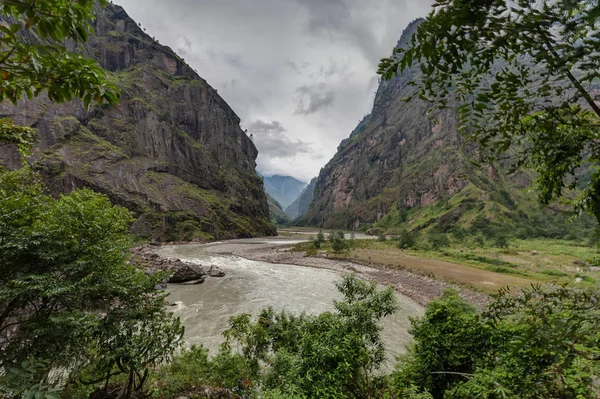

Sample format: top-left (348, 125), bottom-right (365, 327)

top-left (0, 169), bottom-right (183, 397)
top-left (0, 0), bottom-right (119, 107)
top-left (219, 275), bottom-right (398, 399)
top-left (394, 285), bottom-right (600, 399)
top-left (313, 230), bottom-right (326, 249)
top-left (329, 231), bottom-right (350, 254)
top-left (0, 118), bottom-right (36, 156)
top-left (397, 229), bottom-right (418, 249)
top-left (0, 359), bottom-right (62, 399)
top-left (426, 232), bottom-right (450, 250)
top-left (394, 290), bottom-right (495, 398)
top-left (379, 0), bottom-right (600, 223)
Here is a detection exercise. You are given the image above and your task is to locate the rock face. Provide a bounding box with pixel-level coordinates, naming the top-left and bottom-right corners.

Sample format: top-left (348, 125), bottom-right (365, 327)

top-left (304, 20), bottom-right (579, 233)
top-left (0, 3), bottom-right (275, 241)
top-left (285, 177), bottom-right (317, 220)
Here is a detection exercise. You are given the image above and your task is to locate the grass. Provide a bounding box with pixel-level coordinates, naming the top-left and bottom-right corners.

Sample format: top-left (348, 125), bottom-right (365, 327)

top-left (291, 234), bottom-right (600, 293)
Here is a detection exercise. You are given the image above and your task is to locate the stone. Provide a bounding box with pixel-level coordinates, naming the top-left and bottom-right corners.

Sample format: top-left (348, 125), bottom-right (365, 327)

top-left (0, 3), bottom-right (276, 242)
top-left (208, 265), bottom-right (226, 277)
top-left (168, 265), bottom-right (206, 283)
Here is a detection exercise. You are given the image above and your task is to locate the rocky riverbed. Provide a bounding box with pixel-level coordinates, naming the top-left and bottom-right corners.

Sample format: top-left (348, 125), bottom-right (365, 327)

top-left (184, 239), bottom-right (490, 307)
top-left (131, 244), bottom-right (226, 286)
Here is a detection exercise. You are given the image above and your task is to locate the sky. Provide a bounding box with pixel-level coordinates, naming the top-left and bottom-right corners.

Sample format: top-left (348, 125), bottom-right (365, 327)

top-left (116, 0), bottom-right (432, 182)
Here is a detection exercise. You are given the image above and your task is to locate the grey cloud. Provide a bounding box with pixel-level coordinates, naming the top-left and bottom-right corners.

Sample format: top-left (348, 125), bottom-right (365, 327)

top-left (294, 83), bottom-right (335, 115)
top-left (248, 120), bottom-right (313, 158)
top-left (176, 35), bottom-right (192, 55)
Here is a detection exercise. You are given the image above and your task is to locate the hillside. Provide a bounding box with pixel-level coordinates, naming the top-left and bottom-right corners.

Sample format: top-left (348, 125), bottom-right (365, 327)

top-left (0, 3), bottom-right (275, 241)
top-left (304, 19), bottom-right (596, 240)
top-left (262, 175), bottom-right (306, 209)
top-left (267, 193), bottom-right (291, 225)
top-left (285, 177), bottom-right (316, 220)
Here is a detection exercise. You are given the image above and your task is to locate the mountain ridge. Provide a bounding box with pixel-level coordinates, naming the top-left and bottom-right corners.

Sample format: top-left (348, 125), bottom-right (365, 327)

top-left (0, 3), bottom-right (275, 241)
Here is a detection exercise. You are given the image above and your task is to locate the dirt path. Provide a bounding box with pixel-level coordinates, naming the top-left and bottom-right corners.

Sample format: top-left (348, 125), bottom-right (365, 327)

top-left (207, 242), bottom-right (490, 307)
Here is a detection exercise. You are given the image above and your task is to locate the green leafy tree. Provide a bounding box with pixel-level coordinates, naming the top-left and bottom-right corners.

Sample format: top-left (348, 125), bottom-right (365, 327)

top-left (313, 230), bottom-right (326, 249)
top-left (0, 0), bottom-right (119, 152)
top-left (0, 0), bottom-right (119, 106)
top-left (394, 290), bottom-right (495, 399)
top-left (0, 169), bottom-right (183, 396)
top-left (221, 275), bottom-right (398, 399)
top-left (379, 0), bottom-right (600, 222)
top-left (397, 229), bottom-right (418, 249)
top-left (395, 286), bottom-right (600, 399)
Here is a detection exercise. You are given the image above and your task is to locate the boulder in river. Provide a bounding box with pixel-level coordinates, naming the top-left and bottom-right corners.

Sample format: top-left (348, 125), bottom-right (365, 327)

top-left (208, 265), bottom-right (226, 277)
top-left (168, 265), bottom-right (206, 283)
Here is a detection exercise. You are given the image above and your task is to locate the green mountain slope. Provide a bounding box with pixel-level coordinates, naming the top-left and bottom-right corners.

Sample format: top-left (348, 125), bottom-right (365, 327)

top-left (305, 19), bottom-right (596, 240)
top-left (0, 3), bottom-right (275, 241)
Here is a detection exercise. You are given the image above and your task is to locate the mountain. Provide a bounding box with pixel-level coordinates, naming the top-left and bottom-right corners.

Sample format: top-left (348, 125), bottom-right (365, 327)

top-left (267, 194), bottom-right (291, 225)
top-left (285, 177), bottom-right (316, 220)
top-left (0, 3), bottom-right (275, 241)
top-left (262, 175), bottom-right (306, 209)
top-left (304, 19), bottom-right (596, 238)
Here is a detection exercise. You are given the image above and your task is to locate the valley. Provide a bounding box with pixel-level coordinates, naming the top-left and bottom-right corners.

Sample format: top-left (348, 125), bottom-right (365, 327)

top-left (1, 0), bottom-right (599, 397)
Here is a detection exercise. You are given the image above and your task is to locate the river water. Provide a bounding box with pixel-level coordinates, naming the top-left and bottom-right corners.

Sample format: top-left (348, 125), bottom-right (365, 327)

top-left (158, 237), bottom-right (424, 367)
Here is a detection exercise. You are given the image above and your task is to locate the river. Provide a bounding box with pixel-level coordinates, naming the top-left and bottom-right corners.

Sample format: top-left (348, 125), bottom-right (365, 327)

top-left (157, 236), bottom-right (424, 367)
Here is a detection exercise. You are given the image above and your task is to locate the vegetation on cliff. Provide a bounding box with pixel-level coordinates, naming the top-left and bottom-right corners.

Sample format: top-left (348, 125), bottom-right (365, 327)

top-left (0, 1), bottom-right (275, 241)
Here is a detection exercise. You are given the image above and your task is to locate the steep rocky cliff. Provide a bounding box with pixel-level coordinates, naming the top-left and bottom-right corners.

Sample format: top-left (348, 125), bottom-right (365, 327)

top-left (305, 20), bottom-right (593, 237)
top-left (0, 3), bottom-right (275, 241)
top-left (285, 177), bottom-right (316, 220)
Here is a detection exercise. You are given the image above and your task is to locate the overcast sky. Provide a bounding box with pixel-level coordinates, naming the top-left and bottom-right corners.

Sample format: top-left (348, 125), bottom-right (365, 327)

top-left (117, 0), bottom-right (432, 182)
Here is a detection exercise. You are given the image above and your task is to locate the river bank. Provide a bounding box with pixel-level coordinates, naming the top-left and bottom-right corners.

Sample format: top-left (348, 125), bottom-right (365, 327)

top-left (205, 240), bottom-right (490, 307)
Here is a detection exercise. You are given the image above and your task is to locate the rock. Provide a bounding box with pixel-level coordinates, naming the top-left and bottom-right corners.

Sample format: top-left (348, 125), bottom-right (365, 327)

top-left (532, 250), bottom-right (538, 256)
top-left (0, 3), bottom-right (276, 242)
top-left (208, 265), bottom-right (226, 277)
top-left (154, 279), bottom-right (168, 290)
top-left (181, 278), bottom-right (206, 285)
top-left (150, 241), bottom-right (162, 247)
top-left (168, 265), bottom-right (206, 283)
top-left (345, 266), bottom-right (358, 273)
top-left (574, 259), bottom-right (591, 267)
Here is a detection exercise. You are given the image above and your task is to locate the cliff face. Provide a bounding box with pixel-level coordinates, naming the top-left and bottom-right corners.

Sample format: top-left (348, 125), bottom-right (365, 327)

top-left (305, 20), bottom-right (542, 232)
top-left (0, 4), bottom-right (275, 241)
top-left (285, 178), bottom-right (316, 220)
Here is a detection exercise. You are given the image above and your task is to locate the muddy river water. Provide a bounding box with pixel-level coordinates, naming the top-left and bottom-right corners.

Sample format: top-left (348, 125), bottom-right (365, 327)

top-left (157, 236), bottom-right (424, 367)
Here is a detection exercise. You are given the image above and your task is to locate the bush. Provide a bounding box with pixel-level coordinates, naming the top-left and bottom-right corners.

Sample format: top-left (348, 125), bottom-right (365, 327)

top-left (427, 232), bottom-right (450, 250)
top-left (398, 229), bottom-right (418, 249)
top-left (313, 230), bottom-right (326, 249)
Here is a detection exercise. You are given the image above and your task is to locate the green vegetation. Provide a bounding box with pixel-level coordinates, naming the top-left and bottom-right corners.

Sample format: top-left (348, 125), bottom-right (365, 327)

top-left (0, 0), bottom-right (119, 108)
top-left (0, 169), bottom-right (182, 398)
top-left (74, 277), bottom-right (599, 399)
top-left (379, 0), bottom-right (600, 224)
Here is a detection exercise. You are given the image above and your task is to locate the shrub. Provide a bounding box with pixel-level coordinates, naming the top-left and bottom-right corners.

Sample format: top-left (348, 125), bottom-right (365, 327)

top-left (398, 229), bottom-right (418, 249)
top-left (427, 232), bottom-right (450, 250)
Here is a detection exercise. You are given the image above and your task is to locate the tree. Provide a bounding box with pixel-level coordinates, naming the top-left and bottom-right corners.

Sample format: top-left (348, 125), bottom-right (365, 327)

top-left (398, 229), bottom-right (418, 249)
top-left (313, 230), bottom-right (326, 249)
top-left (0, 169), bottom-right (183, 397)
top-left (0, 0), bottom-right (119, 150)
top-left (394, 285), bottom-right (600, 399)
top-left (394, 290), bottom-right (495, 399)
top-left (379, 1), bottom-right (600, 222)
top-left (221, 275), bottom-right (398, 399)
